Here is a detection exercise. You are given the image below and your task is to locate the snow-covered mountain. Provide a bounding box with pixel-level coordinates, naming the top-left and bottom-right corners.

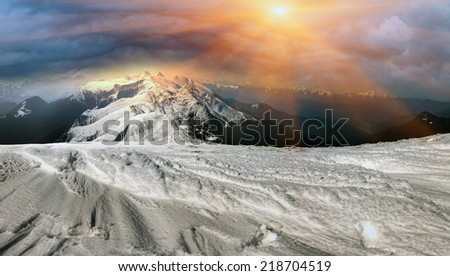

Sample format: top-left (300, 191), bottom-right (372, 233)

top-left (0, 95), bottom-right (95, 144)
top-left (67, 73), bottom-right (251, 143)
top-left (0, 73), bottom-right (449, 145)
top-left (0, 134), bottom-right (449, 255)
top-left (9, 96), bottom-right (48, 118)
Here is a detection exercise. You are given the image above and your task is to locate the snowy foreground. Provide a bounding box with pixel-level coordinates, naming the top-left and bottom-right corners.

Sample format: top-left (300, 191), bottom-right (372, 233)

top-left (1, 135), bottom-right (449, 256)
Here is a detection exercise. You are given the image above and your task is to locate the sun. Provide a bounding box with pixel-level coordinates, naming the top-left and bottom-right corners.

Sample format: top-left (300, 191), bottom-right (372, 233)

top-left (272, 6), bottom-right (288, 15)
top-left (262, 5), bottom-right (297, 28)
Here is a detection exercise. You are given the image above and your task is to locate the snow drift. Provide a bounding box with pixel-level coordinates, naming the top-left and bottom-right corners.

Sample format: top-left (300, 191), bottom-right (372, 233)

top-left (0, 134), bottom-right (449, 255)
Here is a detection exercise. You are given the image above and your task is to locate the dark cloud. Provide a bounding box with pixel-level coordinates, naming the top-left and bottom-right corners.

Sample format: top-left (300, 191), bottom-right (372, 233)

top-left (0, 0), bottom-right (449, 100)
top-left (398, 1), bottom-right (450, 32)
top-left (324, 1), bottom-right (450, 99)
top-left (0, 34), bottom-right (121, 77)
top-left (1, 0), bottom-right (224, 15)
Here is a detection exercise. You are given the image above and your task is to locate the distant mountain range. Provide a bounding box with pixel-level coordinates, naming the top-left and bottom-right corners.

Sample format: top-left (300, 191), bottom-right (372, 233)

top-left (369, 112), bottom-right (450, 143)
top-left (438, 109), bottom-right (450, 119)
top-left (0, 75), bottom-right (449, 146)
top-left (205, 83), bottom-right (450, 123)
top-left (0, 96), bottom-right (90, 144)
top-left (206, 82), bottom-right (450, 144)
top-left (0, 101), bottom-right (17, 115)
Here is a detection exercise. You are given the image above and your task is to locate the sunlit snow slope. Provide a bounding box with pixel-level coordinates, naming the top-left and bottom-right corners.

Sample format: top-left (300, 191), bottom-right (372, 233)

top-left (0, 135), bottom-right (449, 255)
top-left (67, 73), bottom-right (250, 143)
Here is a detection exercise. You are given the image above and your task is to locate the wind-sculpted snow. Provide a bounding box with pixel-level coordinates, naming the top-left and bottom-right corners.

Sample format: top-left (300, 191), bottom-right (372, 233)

top-left (0, 135), bottom-right (449, 255)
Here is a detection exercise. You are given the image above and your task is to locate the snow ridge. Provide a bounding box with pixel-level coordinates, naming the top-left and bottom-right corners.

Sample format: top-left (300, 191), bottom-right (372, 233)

top-left (14, 102), bottom-right (31, 118)
top-left (67, 73), bottom-right (251, 143)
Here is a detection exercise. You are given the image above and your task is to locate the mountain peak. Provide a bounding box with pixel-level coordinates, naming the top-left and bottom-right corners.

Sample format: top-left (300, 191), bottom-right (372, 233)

top-left (156, 72), bottom-right (165, 78)
top-left (9, 96), bottom-right (48, 118)
top-left (67, 72), bottom-right (251, 143)
top-left (25, 96), bottom-right (47, 104)
top-left (417, 111), bottom-right (439, 121)
top-left (173, 75), bottom-right (191, 86)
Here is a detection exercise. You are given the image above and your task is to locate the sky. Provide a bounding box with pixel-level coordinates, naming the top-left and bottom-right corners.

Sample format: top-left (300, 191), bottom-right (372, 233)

top-left (0, 0), bottom-right (449, 101)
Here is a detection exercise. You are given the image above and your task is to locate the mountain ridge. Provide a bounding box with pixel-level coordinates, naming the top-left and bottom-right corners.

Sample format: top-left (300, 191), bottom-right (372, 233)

top-left (1, 72), bottom-right (450, 145)
top-left (66, 74), bottom-right (251, 143)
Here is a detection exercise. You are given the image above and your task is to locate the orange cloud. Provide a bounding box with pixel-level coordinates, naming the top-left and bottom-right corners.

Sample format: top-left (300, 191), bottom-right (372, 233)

top-left (1, 0), bottom-right (449, 100)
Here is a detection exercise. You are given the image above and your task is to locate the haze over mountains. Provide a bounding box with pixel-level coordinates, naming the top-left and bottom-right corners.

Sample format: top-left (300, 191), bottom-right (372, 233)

top-left (0, 73), bottom-right (449, 146)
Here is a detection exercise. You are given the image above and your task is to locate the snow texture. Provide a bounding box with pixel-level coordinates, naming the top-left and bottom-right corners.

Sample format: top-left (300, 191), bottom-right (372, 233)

top-left (67, 73), bottom-right (250, 143)
top-left (14, 102), bottom-right (31, 118)
top-left (0, 135), bottom-right (449, 255)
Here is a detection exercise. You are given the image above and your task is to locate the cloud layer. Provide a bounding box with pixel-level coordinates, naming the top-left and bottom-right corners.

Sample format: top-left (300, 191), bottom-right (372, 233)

top-left (0, 0), bottom-right (449, 100)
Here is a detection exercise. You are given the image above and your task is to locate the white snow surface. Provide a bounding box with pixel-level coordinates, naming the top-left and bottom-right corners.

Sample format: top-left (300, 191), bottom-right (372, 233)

top-left (14, 102), bottom-right (31, 118)
top-left (0, 135), bottom-right (450, 256)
